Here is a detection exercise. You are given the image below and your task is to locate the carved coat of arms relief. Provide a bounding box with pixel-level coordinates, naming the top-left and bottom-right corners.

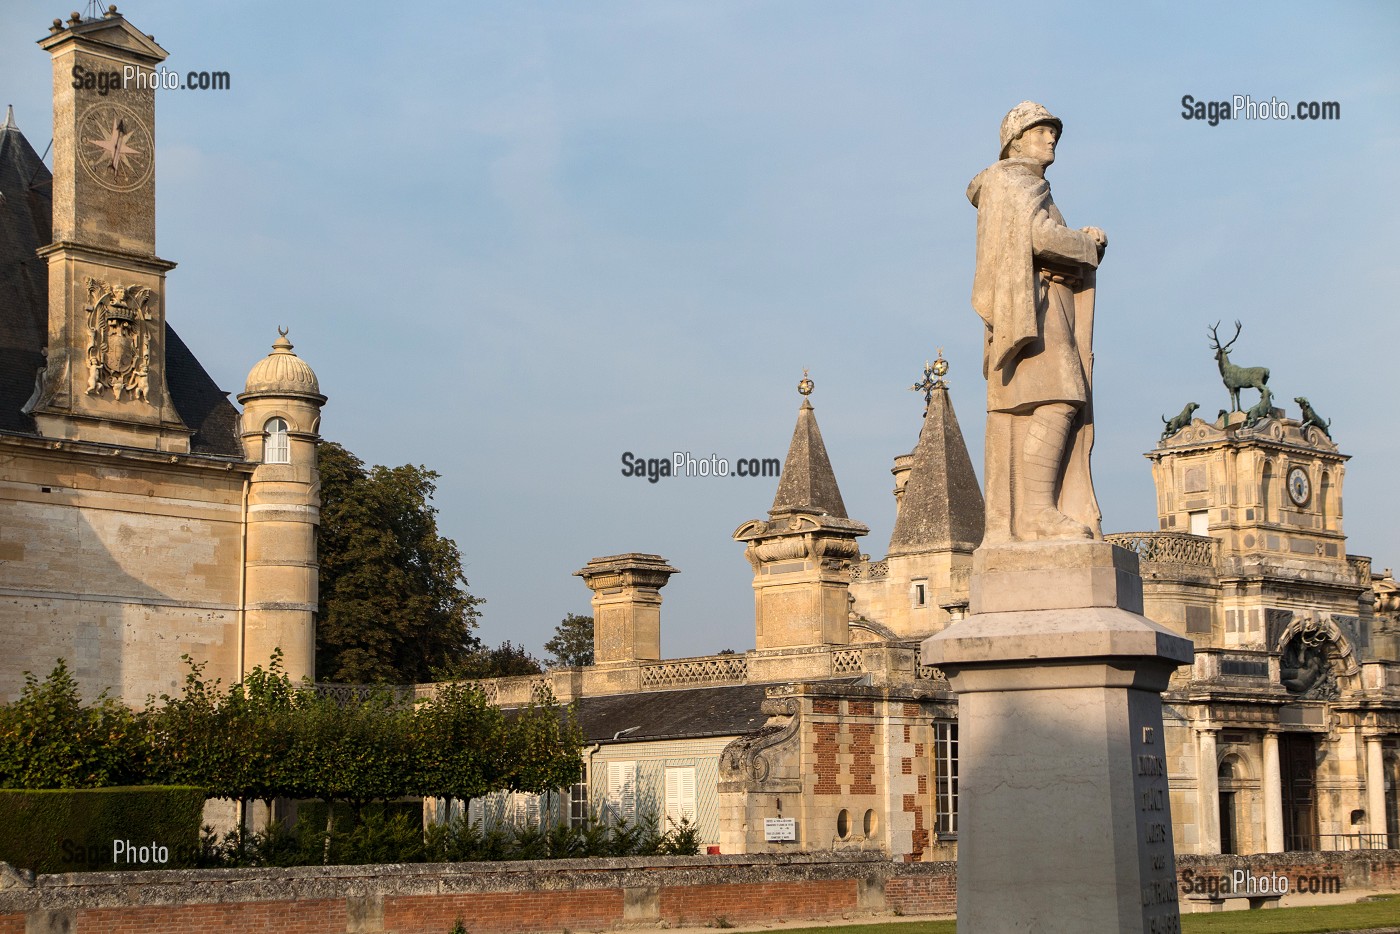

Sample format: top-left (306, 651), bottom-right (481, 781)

top-left (84, 277), bottom-right (155, 403)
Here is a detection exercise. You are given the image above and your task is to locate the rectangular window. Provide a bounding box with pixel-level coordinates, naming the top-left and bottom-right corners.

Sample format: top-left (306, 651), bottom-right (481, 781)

top-left (664, 766), bottom-right (697, 827)
top-left (568, 781), bottom-right (589, 828)
top-left (606, 760), bottom-right (637, 824)
top-left (934, 721), bottom-right (958, 836)
top-left (913, 582), bottom-right (927, 607)
top-left (1189, 510), bottom-right (1209, 536)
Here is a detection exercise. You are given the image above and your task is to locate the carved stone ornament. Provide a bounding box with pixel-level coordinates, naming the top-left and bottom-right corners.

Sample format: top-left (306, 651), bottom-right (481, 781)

top-left (84, 277), bottom-right (156, 403)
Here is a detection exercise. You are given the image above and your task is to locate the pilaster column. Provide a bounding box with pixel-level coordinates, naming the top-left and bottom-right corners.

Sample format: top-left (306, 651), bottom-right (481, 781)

top-left (1367, 737), bottom-right (1387, 840)
top-left (1263, 731), bottom-right (1284, 852)
top-left (1198, 728), bottom-right (1220, 854)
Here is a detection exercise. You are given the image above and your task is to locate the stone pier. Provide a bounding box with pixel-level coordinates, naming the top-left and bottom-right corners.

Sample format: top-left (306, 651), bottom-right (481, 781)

top-left (923, 540), bottom-right (1193, 933)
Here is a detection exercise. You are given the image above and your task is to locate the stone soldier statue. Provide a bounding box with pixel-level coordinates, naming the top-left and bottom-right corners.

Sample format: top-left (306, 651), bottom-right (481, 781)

top-left (968, 101), bottom-right (1107, 543)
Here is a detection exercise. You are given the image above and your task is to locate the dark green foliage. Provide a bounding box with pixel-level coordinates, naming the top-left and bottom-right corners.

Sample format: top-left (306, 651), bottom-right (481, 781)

top-left (0, 786), bottom-right (205, 873)
top-left (0, 661), bottom-right (148, 789)
top-left (0, 656), bottom-right (590, 869)
top-left (544, 614), bottom-right (595, 668)
top-left (443, 640), bottom-right (544, 679)
top-left (659, 816), bottom-right (701, 855)
top-left (500, 692), bottom-right (584, 794)
top-left (317, 441), bottom-right (484, 684)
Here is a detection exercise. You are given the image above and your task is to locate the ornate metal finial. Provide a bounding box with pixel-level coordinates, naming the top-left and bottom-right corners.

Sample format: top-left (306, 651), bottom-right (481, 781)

top-left (910, 350), bottom-right (948, 411)
top-left (272, 327), bottom-right (293, 353)
top-left (277, 325), bottom-right (289, 338)
top-left (797, 368), bottom-right (814, 396)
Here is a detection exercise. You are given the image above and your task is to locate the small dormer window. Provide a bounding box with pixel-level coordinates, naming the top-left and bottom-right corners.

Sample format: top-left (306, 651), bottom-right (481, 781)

top-left (264, 417), bottom-right (290, 464)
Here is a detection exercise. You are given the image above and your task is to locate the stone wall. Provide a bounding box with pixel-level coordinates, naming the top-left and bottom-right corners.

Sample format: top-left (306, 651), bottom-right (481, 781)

top-left (0, 852), bottom-right (928, 934)
top-left (0, 440), bottom-right (253, 703)
top-left (2, 851), bottom-right (1397, 933)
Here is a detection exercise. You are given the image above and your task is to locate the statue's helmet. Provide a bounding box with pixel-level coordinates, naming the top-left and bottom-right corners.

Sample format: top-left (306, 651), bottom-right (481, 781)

top-left (999, 101), bottom-right (1062, 159)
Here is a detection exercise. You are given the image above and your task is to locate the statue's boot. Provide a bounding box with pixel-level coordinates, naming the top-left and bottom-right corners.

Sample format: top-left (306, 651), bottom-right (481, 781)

top-left (1019, 403), bottom-right (1093, 541)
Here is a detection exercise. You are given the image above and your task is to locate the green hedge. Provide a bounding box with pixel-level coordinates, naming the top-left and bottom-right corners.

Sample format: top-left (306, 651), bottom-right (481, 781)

top-left (0, 786), bottom-right (205, 873)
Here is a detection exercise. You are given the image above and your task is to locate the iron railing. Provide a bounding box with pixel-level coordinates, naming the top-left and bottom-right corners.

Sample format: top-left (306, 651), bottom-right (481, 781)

top-left (1286, 832), bottom-right (1397, 852)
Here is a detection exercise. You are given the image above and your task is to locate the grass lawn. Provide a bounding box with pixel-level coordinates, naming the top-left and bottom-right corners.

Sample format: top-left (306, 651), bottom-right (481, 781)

top-left (757, 895), bottom-right (1400, 934)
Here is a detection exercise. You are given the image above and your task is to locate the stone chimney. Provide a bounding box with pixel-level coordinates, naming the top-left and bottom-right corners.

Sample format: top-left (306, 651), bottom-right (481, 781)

top-left (575, 553), bottom-right (678, 664)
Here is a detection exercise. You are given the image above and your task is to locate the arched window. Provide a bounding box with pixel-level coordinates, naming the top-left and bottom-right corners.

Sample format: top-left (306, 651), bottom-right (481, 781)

top-left (264, 417), bottom-right (290, 464)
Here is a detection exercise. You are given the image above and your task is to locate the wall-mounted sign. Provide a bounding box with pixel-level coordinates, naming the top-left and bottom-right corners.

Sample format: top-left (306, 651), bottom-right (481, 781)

top-left (763, 818), bottom-right (796, 842)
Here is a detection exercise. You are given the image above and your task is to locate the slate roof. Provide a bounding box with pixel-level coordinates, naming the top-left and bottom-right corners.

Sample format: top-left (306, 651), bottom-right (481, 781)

top-left (566, 678), bottom-right (863, 745)
top-left (769, 398), bottom-right (848, 518)
top-left (888, 384), bottom-right (984, 555)
top-left (0, 112), bottom-right (50, 437)
top-left (574, 683), bottom-right (772, 744)
top-left (0, 113), bottom-right (244, 457)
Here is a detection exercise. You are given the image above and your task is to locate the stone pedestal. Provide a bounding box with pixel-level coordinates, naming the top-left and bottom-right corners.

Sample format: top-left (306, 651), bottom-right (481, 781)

top-left (922, 540), bottom-right (1193, 933)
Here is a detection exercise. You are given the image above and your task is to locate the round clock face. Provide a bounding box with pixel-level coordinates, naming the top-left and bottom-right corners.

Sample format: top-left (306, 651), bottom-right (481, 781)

top-left (1287, 467), bottom-right (1311, 506)
top-left (78, 103), bottom-right (154, 193)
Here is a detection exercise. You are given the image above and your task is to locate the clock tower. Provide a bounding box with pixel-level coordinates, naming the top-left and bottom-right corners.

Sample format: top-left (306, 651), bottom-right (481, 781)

top-left (1150, 413), bottom-right (1347, 570)
top-left (25, 7), bottom-right (188, 450)
top-left (1148, 409), bottom-right (1365, 650)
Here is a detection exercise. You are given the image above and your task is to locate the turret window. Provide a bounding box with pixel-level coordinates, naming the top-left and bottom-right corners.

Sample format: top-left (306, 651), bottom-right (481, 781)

top-left (264, 417), bottom-right (290, 464)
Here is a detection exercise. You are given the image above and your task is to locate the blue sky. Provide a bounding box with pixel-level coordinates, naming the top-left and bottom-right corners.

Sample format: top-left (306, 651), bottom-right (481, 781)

top-left (2, 1), bottom-right (1397, 661)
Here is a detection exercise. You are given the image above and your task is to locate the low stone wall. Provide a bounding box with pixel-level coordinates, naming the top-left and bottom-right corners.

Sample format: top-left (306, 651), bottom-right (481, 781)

top-left (0, 852), bottom-right (937, 934)
top-left (1177, 850), bottom-right (1400, 900)
top-left (0, 850), bottom-right (1395, 934)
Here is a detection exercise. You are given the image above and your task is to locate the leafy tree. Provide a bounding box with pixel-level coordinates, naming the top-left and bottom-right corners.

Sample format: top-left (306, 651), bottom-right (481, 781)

top-left (411, 682), bottom-right (506, 813)
top-left (499, 690), bottom-right (584, 795)
top-left (544, 613), bottom-right (594, 668)
top-left (316, 442), bottom-right (483, 684)
top-left (443, 640), bottom-right (544, 679)
top-left (0, 660), bottom-right (145, 789)
top-left (288, 687), bottom-right (413, 855)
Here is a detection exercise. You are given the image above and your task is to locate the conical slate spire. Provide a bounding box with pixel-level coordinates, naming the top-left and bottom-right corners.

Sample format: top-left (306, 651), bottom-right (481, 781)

top-left (2, 106), bottom-right (15, 131)
top-left (888, 383), bottom-right (984, 555)
top-left (770, 388), bottom-right (848, 519)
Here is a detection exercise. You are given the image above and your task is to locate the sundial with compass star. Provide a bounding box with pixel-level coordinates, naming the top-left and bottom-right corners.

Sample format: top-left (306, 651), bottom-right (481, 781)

top-left (78, 103), bottom-right (153, 193)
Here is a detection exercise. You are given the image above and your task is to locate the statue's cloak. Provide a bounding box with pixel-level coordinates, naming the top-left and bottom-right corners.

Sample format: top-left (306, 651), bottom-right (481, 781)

top-left (968, 159), bottom-right (1045, 378)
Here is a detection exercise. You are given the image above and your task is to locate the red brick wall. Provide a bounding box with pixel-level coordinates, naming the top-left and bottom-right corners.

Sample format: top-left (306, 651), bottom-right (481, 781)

top-left (660, 880), bottom-right (857, 924)
top-left (813, 722), bottom-right (840, 794)
top-left (886, 865), bottom-right (958, 916)
top-left (383, 890), bottom-right (621, 934)
top-left (77, 900), bottom-right (346, 933)
top-left (849, 723), bottom-right (876, 795)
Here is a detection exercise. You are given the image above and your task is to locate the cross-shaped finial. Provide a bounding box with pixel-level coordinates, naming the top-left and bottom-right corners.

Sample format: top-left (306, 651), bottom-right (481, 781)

top-left (909, 350), bottom-right (948, 413)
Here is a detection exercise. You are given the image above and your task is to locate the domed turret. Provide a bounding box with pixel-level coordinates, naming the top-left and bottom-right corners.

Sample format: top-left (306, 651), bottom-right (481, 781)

top-left (237, 328), bottom-right (326, 684)
top-left (240, 329), bottom-right (324, 402)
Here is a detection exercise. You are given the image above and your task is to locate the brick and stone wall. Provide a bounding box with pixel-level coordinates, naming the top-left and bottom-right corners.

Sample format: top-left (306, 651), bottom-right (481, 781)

top-left (1, 850), bottom-right (1397, 933)
top-left (0, 852), bottom-right (915, 934)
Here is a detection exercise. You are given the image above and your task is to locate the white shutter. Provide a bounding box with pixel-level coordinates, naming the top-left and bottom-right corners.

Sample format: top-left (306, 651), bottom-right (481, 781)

top-left (607, 761), bottom-right (637, 823)
top-left (665, 766), bottom-right (696, 825)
